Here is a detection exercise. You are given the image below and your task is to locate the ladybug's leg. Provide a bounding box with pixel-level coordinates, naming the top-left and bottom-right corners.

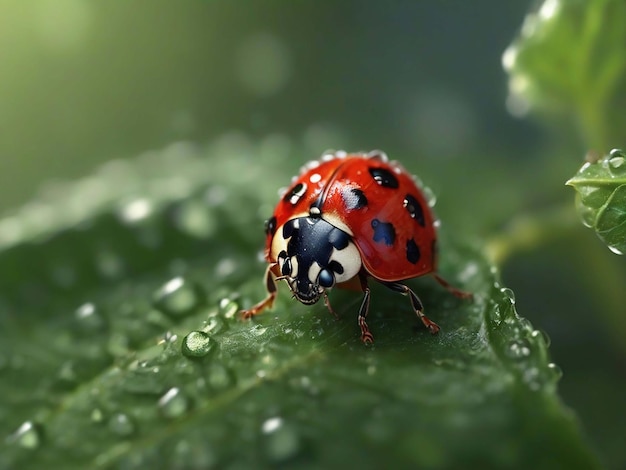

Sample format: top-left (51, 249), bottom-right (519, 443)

top-left (323, 292), bottom-right (340, 319)
top-left (432, 274), bottom-right (473, 300)
top-left (383, 282), bottom-right (440, 334)
top-left (357, 274), bottom-right (374, 344)
top-left (240, 266), bottom-right (277, 319)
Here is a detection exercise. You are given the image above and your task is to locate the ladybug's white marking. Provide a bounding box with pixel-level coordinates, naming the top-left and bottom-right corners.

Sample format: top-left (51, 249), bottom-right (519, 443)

top-left (288, 183), bottom-right (307, 205)
top-left (329, 242), bottom-right (361, 283)
top-left (309, 173), bottom-right (322, 183)
top-left (307, 262), bottom-right (322, 286)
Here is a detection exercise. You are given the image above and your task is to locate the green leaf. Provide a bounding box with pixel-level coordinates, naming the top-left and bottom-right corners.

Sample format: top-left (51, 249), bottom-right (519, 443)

top-left (0, 142), bottom-right (599, 469)
top-left (503, 0), bottom-right (626, 149)
top-left (567, 148), bottom-right (626, 254)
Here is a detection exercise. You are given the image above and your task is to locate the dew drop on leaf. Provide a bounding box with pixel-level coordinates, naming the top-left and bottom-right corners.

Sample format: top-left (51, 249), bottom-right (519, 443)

top-left (547, 362), bottom-right (563, 382)
top-left (8, 421), bottom-right (44, 449)
top-left (154, 277), bottom-right (202, 316)
top-left (108, 413), bottom-right (135, 437)
top-left (203, 314), bottom-right (228, 335)
top-left (506, 339), bottom-right (532, 360)
top-left (608, 149), bottom-right (626, 175)
top-left (118, 198), bottom-right (153, 224)
top-left (218, 297), bottom-right (239, 319)
top-left (158, 387), bottom-right (189, 418)
top-left (530, 328), bottom-right (551, 348)
top-left (499, 287), bottom-right (516, 305)
top-left (261, 417), bottom-right (301, 463)
top-left (74, 302), bottom-right (107, 332)
top-left (181, 331), bottom-right (213, 358)
top-left (421, 185), bottom-right (437, 208)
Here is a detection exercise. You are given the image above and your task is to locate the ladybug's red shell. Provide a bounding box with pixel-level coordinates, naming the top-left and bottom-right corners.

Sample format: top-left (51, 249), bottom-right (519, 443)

top-left (265, 150), bottom-right (437, 282)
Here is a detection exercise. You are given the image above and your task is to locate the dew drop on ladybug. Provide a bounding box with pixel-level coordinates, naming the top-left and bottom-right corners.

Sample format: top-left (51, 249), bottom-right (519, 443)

top-left (241, 150), bottom-right (472, 344)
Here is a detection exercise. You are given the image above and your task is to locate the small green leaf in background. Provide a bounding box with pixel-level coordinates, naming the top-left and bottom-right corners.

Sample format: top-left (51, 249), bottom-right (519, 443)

top-left (567, 148), bottom-right (626, 254)
top-left (503, 0), bottom-right (626, 150)
top-left (0, 142), bottom-right (599, 469)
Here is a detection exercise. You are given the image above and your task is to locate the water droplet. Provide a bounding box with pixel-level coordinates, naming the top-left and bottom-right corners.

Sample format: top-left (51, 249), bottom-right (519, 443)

top-left (607, 149), bottom-right (626, 174)
top-left (218, 297), bottom-right (239, 319)
top-left (182, 331), bottom-right (213, 358)
top-left (421, 185), bottom-right (437, 207)
top-left (608, 244), bottom-right (624, 255)
top-left (261, 416), bottom-right (281, 434)
top-left (154, 277), bottom-right (201, 316)
top-left (500, 287), bottom-right (516, 305)
top-left (530, 328), bottom-right (551, 347)
top-left (172, 200), bottom-right (216, 239)
top-left (108, 413), bottom-right (135, 437)
top-left (507, 339), bottom-right (531, 360)
top-left (203, 315), bottom-right (227, 335)
top-left (75, 302), bottom-right (107, 332)
top-left (262, 417), bottom-right (301, 463)
top-left (7, 421), bottom-right (44, 449)
top-left (251, 325), bottom-right (268, 337)
top-left (547, 362), bottom-right (563, 382)
top-left (158, 387), bottom-right (189, 418)
top-left (118, 198), bottom-right (153, 224)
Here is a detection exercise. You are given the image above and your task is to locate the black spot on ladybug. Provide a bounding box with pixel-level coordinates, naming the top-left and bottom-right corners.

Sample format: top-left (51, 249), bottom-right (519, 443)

top-left (371, 219), bottom-right (396, 246)
top-left (406, 238), bottom-right (421, 264)
top-left (403, 194), bottom-right (425, 227)
top-left (283, 182), bottom-right (307, 205)
top-left (265, 216), bottom-right (277, 236)
top-left (369, 167), bottom-right (399, 189)
top-left (328, 226), bottom-right (350, 249)
top-left (342, 187), bottom-right (368, 210)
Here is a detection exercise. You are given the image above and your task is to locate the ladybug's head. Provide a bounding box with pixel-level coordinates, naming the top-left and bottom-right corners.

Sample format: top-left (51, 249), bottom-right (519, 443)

top-left (271, 216), bottom-right (362, 305)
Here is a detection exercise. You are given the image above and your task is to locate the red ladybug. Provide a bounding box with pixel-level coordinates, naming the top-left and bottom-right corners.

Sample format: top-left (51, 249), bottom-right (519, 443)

top-left (241, 150), bottom-right (471, 343)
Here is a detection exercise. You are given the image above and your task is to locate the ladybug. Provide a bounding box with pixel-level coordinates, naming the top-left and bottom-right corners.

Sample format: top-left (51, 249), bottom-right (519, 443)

top-left (241, 150), bottom-right (471, 343)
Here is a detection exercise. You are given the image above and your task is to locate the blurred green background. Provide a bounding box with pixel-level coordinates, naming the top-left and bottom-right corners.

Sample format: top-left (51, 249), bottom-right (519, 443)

top-left (1, 1), bottom-right (625, 468)
top-left (0, 0), bottom-right (536, 212)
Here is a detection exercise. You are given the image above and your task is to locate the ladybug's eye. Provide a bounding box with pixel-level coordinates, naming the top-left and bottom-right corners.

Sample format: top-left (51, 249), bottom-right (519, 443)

top-left (318, 269), bottom-right (335, 288)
